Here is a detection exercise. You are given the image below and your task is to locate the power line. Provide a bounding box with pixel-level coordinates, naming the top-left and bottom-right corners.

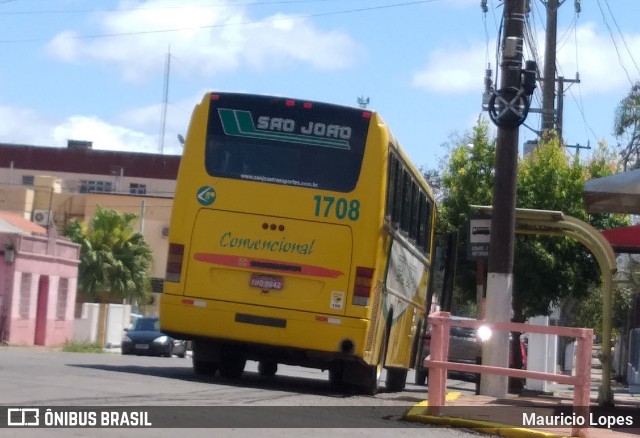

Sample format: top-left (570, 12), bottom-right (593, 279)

top-left (602, 0), bottom-right (640, 79)
top-left (0, 0), bottom-right (350, 15)
top-left (595, 0), bottom-right (635, 87)
top-left (555, 13), bottom-right (576, 53)
top-left (570, 7), bottom-right (596, 145)
top-left (0, 0), bottom-right (442, 43)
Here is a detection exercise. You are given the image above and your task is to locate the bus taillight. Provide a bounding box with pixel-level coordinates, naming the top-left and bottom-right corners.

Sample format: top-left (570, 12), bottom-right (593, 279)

top-left (165, 243), bottom-right (185, 283)
top-left (352, 266), bottom-right (374, 306)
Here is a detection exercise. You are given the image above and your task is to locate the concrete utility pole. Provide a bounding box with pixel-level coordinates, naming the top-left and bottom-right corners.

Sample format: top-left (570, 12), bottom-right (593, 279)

top-left (541, 0), bottom-right (559, 133)
top-left (480, 0), bottom-right (528, 398)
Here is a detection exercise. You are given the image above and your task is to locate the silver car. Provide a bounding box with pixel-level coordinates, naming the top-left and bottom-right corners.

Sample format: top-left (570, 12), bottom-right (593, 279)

top-left (415, 316), bottom-right (481, 385)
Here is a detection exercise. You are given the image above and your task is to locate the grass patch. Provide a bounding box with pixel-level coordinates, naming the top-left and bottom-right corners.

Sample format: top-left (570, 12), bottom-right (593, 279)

top-left (61, 341), bottom-right (104, 353)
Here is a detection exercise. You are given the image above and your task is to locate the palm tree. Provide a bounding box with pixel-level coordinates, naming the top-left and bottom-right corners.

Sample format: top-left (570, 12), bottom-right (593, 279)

top-left (64, 207), bottom-right (153, 305)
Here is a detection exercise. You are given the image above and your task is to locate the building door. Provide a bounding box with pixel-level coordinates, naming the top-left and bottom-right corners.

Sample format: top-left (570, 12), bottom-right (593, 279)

top-left (34, 276), bottom-right (49, 346)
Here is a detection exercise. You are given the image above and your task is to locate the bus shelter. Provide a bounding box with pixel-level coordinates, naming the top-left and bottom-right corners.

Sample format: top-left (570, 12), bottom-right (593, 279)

top-left (584, 168), bottom-right (640, 214)
top-left (471, 205), bottom-right (617, 406)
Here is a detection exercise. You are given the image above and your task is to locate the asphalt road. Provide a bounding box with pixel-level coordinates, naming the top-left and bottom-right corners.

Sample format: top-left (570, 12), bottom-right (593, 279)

top-left (0, 347), bottom-right (485, 438)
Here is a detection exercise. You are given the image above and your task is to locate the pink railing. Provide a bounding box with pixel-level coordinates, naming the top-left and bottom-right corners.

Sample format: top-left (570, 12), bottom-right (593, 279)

top-left (424, 311), bottom-right (593, 438)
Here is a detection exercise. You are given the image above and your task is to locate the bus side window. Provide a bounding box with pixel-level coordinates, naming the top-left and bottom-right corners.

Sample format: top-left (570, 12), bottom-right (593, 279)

top-left (400, 170), bottom-right (411, 233)
top-left (417, 195), bottom-right (428, 253)
top-left (422, 198), bottom-right (434, 255)
top-left (386, 152), bottom-right (397, 221)
top-left (392, 163), bottom-right (403, 226)
top-left (409, 183), bottom-right (420, 242)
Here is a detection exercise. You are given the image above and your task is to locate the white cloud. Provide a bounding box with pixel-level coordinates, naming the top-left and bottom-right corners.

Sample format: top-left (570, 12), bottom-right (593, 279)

top-left (45, 0), bottom-right (360, 82)
top-left (0, 106), bottom-right (57, 146)
top-left (52, 116), bottom-right (160, 154)
top-left (555, 22), bottom-right (640, 94)
top-left (116, 91), bottom-right (206, 152)
top-left (411, 22), bottom-right (640, 96)
top-left (0, 104), bottom-right (167, 154)
top-left (411, 43), bottom-right (487, 94)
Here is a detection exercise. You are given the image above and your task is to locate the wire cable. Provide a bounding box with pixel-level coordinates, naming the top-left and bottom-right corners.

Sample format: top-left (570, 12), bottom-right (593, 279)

top-left (595, 0), bottom-right (634, 87)
top-left (0, 0), bottom-right (443, 43)
top-left (0, 0), bottom-right (351, 15)
top-left (603, 0), bottom-right (640, 78)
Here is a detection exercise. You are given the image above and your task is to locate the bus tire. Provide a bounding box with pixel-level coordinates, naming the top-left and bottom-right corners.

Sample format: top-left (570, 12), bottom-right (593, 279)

top-left (258, 361), bottom-right (278, 377)
top-left (361, 317), bottom-right (391, 395)
top-left (193, 359), bottom-right (218, 376)
top-left (385, 367), bottom-right (407, 392)
top-left (414, 367), bottom-right (428, 386)
top-left (361, 364), bottom-right (382, 396)
top-left (328, 361), bottom-right (345, 390)
top-left (219, 357), bottom-right (246, 379)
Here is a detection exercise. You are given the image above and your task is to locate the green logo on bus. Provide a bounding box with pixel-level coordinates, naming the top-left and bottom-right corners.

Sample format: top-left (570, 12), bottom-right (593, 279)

top-left (197, 186), bottom-right (216, 206)
top-left (218, 108), bottom-right (351, 150)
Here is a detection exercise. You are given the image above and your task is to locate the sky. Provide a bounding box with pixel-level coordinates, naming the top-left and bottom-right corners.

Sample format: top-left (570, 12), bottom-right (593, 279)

top-left (0, 0), bottom-right (639, 171)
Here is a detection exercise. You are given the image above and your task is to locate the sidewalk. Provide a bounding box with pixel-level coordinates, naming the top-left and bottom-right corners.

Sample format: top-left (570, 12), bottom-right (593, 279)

top-left (404, 345), bottom-right (640, 438)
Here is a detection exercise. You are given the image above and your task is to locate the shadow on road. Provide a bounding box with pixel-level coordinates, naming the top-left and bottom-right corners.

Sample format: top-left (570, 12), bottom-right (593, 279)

top-left (67, 362), bottom-right (358, 398)
top-left (67, 361), bottom-right (432, 400)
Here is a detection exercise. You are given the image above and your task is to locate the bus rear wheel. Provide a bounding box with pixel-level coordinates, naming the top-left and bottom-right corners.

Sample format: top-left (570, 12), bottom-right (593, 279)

top-left (414, 367), bottom-right (428, 386)
top-left (385, 367), bottom-right (407, 392)
top-left (359, 360), bottom-right (384, 395)
top-left (360, 326), bottom-right (388, 395)
top-left (219, 357), bottom-right (246, 379)
top-left (258, 361), bottom-right (278, 377)
top-left (328, 361), bottom-right (345, 389)
top-left (193, 359), bottom-right (218, 376)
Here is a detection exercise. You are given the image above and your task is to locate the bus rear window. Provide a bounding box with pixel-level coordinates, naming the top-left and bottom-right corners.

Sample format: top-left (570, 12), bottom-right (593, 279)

top-left (205, 94), bottom-right (370, 192)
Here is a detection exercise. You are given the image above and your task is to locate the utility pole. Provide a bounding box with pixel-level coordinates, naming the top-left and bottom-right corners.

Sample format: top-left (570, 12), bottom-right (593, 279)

top-left (481, 0), bottom-right (530, 398)
top-left (159, 46), bottom-right (171, 155)
top-left (542, 0), bottom-right (559, 134)
top-left (556, 75), bottom-right (581, 143)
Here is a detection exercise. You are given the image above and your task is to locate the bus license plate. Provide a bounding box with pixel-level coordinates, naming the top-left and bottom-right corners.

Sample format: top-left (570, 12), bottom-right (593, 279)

top-left (250, 274), bottom-right (284, 290)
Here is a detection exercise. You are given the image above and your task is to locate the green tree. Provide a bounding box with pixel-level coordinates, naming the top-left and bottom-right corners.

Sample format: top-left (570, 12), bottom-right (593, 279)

top-left (437, 123), bottom-right (627, 322)
top-left (64, 206), bottom-right (153, 305)
top-left (614, 81), bottom-right (640, 171)
top-left (513, 135), bottom-right (622, 320)
top-left (436, 120), bottom-right (496, 314)
top-left (440, 120), bottom-right (495, 231)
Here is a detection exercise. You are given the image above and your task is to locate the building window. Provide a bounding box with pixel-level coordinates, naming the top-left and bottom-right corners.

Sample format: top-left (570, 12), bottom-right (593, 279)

top-left (56, 278), bottom-right (69, 321)
top-left (22, 175), bottom-right (34, 186)
top-left (129, 183), bottom-right (147, 195)
top-left (79, 180), bottom-right (113, 193)
top-left (19, 273), bottom-right (32, 320)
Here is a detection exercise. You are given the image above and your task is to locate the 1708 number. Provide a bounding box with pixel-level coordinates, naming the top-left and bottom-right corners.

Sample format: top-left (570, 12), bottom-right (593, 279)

top-left (313, 195), bottom-right (360, 221)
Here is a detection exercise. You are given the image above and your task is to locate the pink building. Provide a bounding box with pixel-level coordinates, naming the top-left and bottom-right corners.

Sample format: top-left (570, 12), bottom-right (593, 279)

top-left (0, 211), bottom-right (80, 346)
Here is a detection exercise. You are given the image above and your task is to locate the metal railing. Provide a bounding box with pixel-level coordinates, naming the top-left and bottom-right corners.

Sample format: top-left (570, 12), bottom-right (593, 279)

top-left (425, 311), bottom-right (593, 437)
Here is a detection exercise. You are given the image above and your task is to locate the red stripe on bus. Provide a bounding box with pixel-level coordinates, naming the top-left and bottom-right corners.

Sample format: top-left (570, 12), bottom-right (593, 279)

top-left (193, 253), bottom-right (344, 278)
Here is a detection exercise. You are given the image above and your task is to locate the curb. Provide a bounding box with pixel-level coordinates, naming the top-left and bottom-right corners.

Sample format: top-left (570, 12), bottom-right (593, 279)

top-left (403, 394), bottom-right (568, 438)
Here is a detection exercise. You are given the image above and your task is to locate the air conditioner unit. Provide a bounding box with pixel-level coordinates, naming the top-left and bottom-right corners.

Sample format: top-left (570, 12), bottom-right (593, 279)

top-left (33, 209), bottom-right (50, 226)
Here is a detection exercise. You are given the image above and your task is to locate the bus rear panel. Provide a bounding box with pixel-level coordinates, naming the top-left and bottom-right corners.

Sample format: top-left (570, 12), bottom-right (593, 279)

top-left (161, 92), bottom-right (430, 393)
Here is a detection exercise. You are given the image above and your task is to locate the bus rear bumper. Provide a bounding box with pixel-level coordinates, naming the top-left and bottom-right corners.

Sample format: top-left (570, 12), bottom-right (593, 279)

top-left (159, 293), bottom-right (370, 365)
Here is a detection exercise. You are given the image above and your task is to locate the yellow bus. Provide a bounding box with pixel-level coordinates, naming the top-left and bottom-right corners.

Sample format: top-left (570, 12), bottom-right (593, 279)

top-left (161, 92), bottom-right (436, 394)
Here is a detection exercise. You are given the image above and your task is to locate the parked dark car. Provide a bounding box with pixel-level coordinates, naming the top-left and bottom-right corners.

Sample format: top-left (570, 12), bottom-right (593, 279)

top-left (121, 316), bottom-right (187, 358)
top-left (415, 316), bottom-right (527, 385)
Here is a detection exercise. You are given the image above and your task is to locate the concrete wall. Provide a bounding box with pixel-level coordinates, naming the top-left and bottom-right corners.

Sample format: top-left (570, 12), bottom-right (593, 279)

top-left (72, 302), bottom-right (131, 347)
